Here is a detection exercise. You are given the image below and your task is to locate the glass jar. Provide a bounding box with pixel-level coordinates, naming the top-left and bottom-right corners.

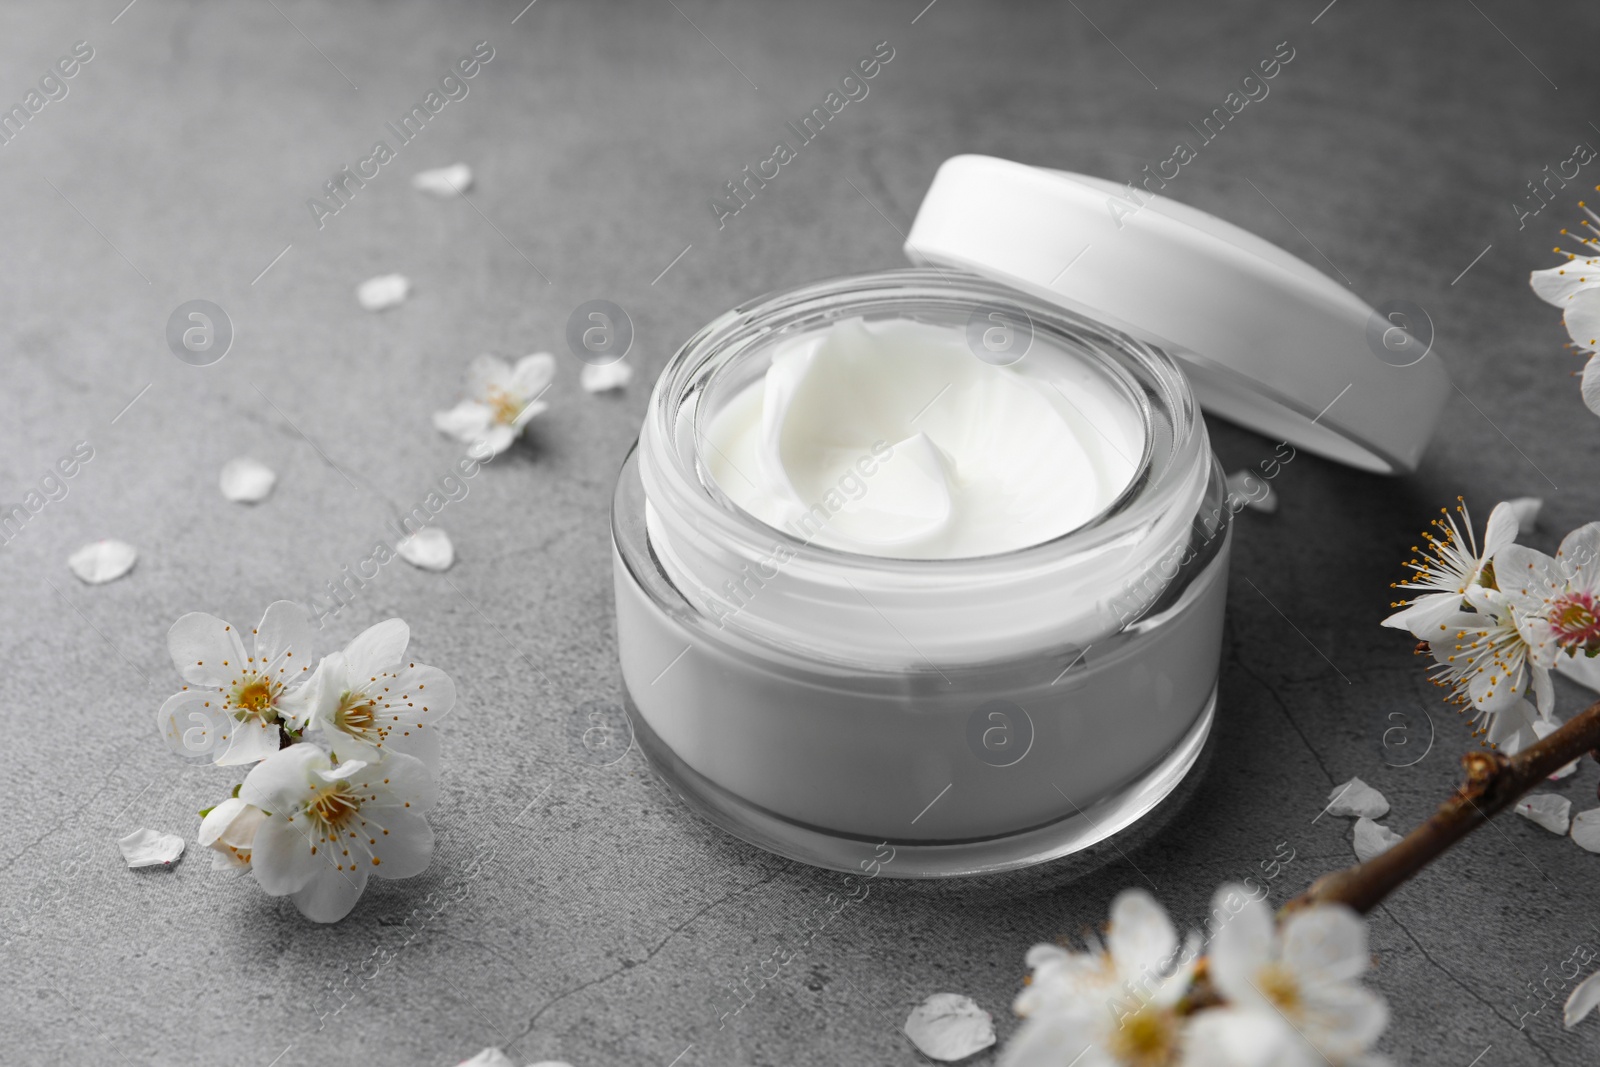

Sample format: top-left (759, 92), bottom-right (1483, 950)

top-left (612, 269), bottom-right (1230, 877)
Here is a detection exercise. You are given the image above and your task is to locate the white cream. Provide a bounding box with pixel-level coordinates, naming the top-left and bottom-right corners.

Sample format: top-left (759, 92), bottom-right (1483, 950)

top-left (702, 318), bottom-right (1141, 558)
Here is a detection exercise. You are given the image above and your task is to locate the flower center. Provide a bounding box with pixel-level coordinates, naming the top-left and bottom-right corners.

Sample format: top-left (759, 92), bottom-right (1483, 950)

top-left (230, 675), bottom-right (279, 721)
top-left (1550, 591), bottom-right (1600, 652)
top-left (1108, 1004), bottom-right (1180, 1067)
top-left (306, 782), bottom-right (361, 831)
top-left (335, 690), bottom-right (382, 742)
top-left (1257, 963), bottom-right (1302, 1015)
top-left (485, 386), bottom-right (523, 426)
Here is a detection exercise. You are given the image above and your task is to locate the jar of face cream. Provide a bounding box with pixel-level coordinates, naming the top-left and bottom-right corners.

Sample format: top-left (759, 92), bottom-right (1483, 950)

top-left (612, 156), bottom-right (1449, 877)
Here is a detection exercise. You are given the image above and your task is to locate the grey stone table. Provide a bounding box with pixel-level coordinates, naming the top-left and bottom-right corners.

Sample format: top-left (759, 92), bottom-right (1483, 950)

top-left (3, 1), bottom-right (1599, 1063)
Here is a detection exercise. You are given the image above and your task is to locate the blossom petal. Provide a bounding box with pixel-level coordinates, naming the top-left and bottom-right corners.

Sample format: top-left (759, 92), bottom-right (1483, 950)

top-left (1571, 808), bottom-right (1600, 853)
top-left (167, 612), bottom-right (250, 688)
top-left (1515, 793), bottom-right (1572, 834)
top-left (156, 688), bottom-right (233, 760)
top-left (1183, 1007), bottom-right (1288, 1067)
top-left (358, 805), bottom-right (435, 879)
top-left (1564, 286), bottom-right (1600, 353)
top-left (478, 423), bottom-right (518, 456)
top-left (1482, 501), bottom-right (1521, 557)
top-left (1565, 968), bottom-right (1600, 1028)
top-left (1381, 592), bottom-right (1461, 639)
top-left (1558, 522), bottom-right (1600, 590)
top-left (1531, 664), bottom-right (1555, 716)
top-left (433, 400), bottom-right (493, 443)
top-left (216, 718), bottom-right (282, 767)
top-left (510, 352), bottom-right (557, 398)
top-left (344, 618), bottom-right (410, 677)
top-left (247, 815), bottom-right (323, 895)
top-left (255, 600), bottom-right (314, 682)
top-left (67, 539), bottom-right (137, 584)
top-left (1556, 648), bottom-right (1600, 695)
top-left (1325, 777), bottom-right (1388, 819)
top-left (509, 398), bottom-right (550, 432)
top-left (904, 993), bottom-right (995, 1062)
top-left (1530, 257), bottom-right (1600, 306)
top-left (1352, 817), bottom-right (1402, 862)
top-left (278, 653), bottom-right (336, 732)
top-left (1207, 887), bottom-right (1275, 1004)
top-left (219, 457), bottom-right (276, 503)
top-left (466, 354), bottom-right (515, 398)
top-left (357, 751), bottom-right (439, 813)
top-left (1583, 353), bottom-right (1600, 417)
top-left (240, 743), bottom-right (323, 814)
top-left (290, 862), bottom-right (370, 923)
top-left (1224, 469), bottom-right (1278, 514)
top-left (117, 828), bottom-right (184, 868)
top-left (1298, 980), bottom-right (1390, 1056)
top-left (1281, 905), bottom-right (1369, 985)
top-left (356, 273), bottom-right (410, 312)
top-left (396, 527), bottom-right (454, 571)
top-left (411, 162), bottom-right (472, 197)
top-left (1505, 497), bottom-right (1542, 535)
top-left (198, 798), bottom-right (261, 850)
top-left (1108, 888), bottom-right (1178, 983)
top-left (582, 360), bottom-right (634, 393)
top-left (1494, 543), bottom-right (1560, 605)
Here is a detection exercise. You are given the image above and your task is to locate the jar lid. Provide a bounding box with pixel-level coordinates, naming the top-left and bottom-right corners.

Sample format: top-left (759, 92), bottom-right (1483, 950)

top-left (904, 155), bottom-right (1450, 473)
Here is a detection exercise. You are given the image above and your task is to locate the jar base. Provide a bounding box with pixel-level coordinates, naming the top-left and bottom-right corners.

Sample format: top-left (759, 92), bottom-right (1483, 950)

top-left (625, 683), bottom-right (1216, 879)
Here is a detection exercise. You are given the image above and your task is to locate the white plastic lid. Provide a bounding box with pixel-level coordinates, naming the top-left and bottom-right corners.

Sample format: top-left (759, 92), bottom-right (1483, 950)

top-left (905, 155), bottom-right (1450, 473)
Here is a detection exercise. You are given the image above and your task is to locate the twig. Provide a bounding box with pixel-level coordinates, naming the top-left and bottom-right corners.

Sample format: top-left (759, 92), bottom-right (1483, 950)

top-left (1286, 697), bottom-right (1600, 915)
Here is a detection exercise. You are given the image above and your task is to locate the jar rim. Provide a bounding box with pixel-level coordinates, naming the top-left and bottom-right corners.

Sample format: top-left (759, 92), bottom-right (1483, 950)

top-left (642, 268), bottom-right (1205, 576)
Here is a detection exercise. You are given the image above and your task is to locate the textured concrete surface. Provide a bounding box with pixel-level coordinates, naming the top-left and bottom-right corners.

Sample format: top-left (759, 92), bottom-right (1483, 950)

top-left (3, 1), bottom-right (1600, 1064)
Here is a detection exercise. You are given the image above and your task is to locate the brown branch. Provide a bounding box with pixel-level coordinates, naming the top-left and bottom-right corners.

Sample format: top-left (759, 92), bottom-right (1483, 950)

top-left (1286, 697), bottom-right (1600, 916)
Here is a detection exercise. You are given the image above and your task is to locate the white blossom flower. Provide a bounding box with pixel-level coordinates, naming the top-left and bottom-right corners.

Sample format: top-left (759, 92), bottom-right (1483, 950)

top-left (239, 743), bottom-right (437, 923)
top-left (285, 618), bottom-right (454, 770)
top-left (1202, 888), bottom-right (1389, 1067)
top-left (198, 796), bottom-right (267, 871)
top-left (1495, 523), bottom-right (1600, 668)
top-left (1425, 588), bottom-right (1552, 743)
top-left (158, 601), bottom-right (315, 766)
top-left (1531, 223), bottom-right (1600, 416)
top-left (433, 353), bottom-right (555, 457)
top-left (1383, 500), bottom-right (1517, 639)
top-left (1003, 889), bottom-right (1202, 1067)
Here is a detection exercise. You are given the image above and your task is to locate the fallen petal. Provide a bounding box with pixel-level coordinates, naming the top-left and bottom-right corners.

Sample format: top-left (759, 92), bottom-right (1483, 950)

top-left (581, 360), bottom-right (634, 393)
top-left (1515, 794), bottom-right (1572, 834)
top-left (1326, 776), bottom-right (1389, 819)
top-left (413, 163), bottom-right (473, 197)
top-left (904, 992), bottom-right (995, 1062)
top-left (219, 456), bottom-right (276, 503)
top-left (357, 273), bottom-right (411, 311)
top-left (1567, 968), bottom-right (1600, 1028)
top-left (1224, 469), bottom-right (1278, 513)
top-left (68, 540), bottom-right (137, 584)
top-left (1352, 817), bottom-right (1402, 862)
top-left (1572, 809), bottom-right (1600, 853)
top-left (397, 527), bottom-right (454, 571)
top-left (455, 1050), bottom-right (514, 1067)
top-left (118, 828), bottom-right (185, 868)
top-left (1506, 497), bottom-right (1543, 533)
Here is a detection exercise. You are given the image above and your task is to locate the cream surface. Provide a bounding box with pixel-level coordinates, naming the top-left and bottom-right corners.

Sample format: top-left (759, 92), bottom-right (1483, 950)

top-left (701, 317), bottom-right (1142, 558)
